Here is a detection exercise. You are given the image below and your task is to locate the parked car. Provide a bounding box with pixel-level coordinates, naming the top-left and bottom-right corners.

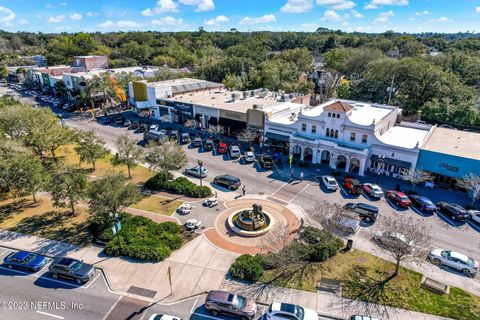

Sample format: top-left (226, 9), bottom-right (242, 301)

top-left (180, 133), bottom-right (190, 144)
top-left (344, 203), bottom-right (379, 222)
top-left (144, 130), bottom-right (167, 143)
top-left (48, 257), bottom-right (95, 284)
top-left (267, 302), bottom-right (317, 320)
top-left (137, 123), bottom-right (149, 133)
top-left (148, 315), bottom-right (182, 320)
top-left (436, 202), bottom-right (470, 221)
top-left (386, 190), bottom-right (411, 208)
top-left (350, 316), bottom-right (379, 320)
top-left (428, 249), bottom-right (479, 277)
top-left (344, 177), bottom-right (363, 195)
top-left (169, 130), bottom-right (179, 140)
top-left (363, 183), bottom-right (383, 198)
top-left (149, 124), bottom-right (159, 131)
top-left (205, 290), bottom-right (256, 320)
top-left (204, 139), bottom-right (214, 150)
top-left (129, 122), bottom-right (139, 130)
top-left (218, 142), bottom-right (228, 154)
top-left (321, 175), bottom-right (339, 191)
top-left (184, 166), bottom-right (208, 178)
top-left (469, 210), bottom-right (480, 224)
top-left (3, 251), bottom-right (48, 272)
top-left (193, 137), bottom-right (203, 147)
top-left (409, 195), bottom-right (436, 214)
top-left (372, 231), bottom-right (413, 251)
top-left (214, 174), bottom-right (241, 190)
top-left (123, 119), bottom-right (132, 127)
top-left (244, 151), bottom-right (255, 163)
top-left (259, 155), bottom-right (274, 169)
top-left (114, 116), bottom-right (125, 126)
top-left (229, 145), bottom-right (241, 158)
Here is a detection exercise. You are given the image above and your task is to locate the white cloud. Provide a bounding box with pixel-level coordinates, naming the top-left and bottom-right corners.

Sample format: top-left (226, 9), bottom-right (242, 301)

top-left (48, 15), bottom-right (65, 23)
top-left (54, 26), bottom-right (71, 32)
top-left (240, 14), bottom-right (277, 25)
top-left (0, 7), bottom-right (16, 24)
top-left (97, 20), bottom-right (115, 28)
top-left (151, 16), bottom-right (184, 26)
top-left (204, 15), bottom-right (229, 26)
top-left (437, 17), bottom-right (451, 23)
top-left (415, 10), bottom-right (429, 16)
top-left (179, 0), bottom-right (215, 12)
top-left (321, 9), bottom-right (344, 21)
top-left (364, 0), bottom-right (407, 9)
top-left (87, 12), bottom-right (99, 17)
top-left (476, 7), bottom-right (480, 14)
top-left (69, 13), bottom-right (82, 20)
top-left (18, 18), bottom-right (29, 25)
top-left (301, 22), bottom-right (318, 31)
top-left (59, 2), bottom-right (68, 6)
top-left (316, 0), bottom-right (356, 11)
top-left (281, 0), bottom-right (313, 13)
top-left (141, 8), bottom-right (154, 16)
top-left (45, 4), bottom-right (54, 9)
top-left (351, 9), bottom-right (363, 18)
top-left (149, 0), bottom-right (178, 14)
top-left (116, 20), bottom-right (142, 29)
top-left (373, 10), bottom-right (393, 23)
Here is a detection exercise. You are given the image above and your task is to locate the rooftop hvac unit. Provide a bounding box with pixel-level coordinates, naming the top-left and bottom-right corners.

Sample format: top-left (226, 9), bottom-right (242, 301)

top-left (250, 90), bottom-right (255, 97)
top-left (242, 91), bottom-right (247, 99)
top-left (252, 104), bottom-right (263, 110)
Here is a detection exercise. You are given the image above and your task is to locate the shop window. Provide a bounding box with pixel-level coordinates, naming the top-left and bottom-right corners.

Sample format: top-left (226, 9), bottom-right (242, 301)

top-left (334, 130), bottom-right (338, 138)
top-left (350, 132), bottom-right (356, 141)
top-left (301, 123), bottom-right (307, 132)
top-left (362, 134), bottom-right (368, 143)
top-left (311, 125), bottom-right (317, 134)
top-left (328, 112), bottom-right (331, 117)
top-left (336, 114), bottom-right (340, 118)
top-left (326, 128), bottom-right (330, 137)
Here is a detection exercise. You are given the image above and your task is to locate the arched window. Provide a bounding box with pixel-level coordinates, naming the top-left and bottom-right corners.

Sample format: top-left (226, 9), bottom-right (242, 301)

top-left (334, 130), bottom-right (338, 138)
top-left (326, 128), bottom-right (330, 137)
top-left (328, 112), bottom-right (331, 117)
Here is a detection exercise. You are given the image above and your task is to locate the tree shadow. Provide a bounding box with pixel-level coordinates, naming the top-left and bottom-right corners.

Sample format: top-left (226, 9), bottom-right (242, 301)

top-left (0, 198), bottom-right (38, 224)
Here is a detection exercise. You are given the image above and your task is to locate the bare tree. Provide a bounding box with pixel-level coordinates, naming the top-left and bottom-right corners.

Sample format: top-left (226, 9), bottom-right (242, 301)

top-left (401, 169), bottom-right (432, 192)
top-left (207, 124), bottom-right (224, 135)
top-left (307, 201), bottom-right (359, 236)
top-left (236, 128), bottom-right (259, 148)
top-left (183, 119), bottom-right (195, 128)
top-left (457, 173), bottom-right (480, 206)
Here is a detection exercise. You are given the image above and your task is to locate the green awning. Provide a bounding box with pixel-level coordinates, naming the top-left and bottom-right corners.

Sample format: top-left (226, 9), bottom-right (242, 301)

top-left (265, 132), bottom-right (290, 141)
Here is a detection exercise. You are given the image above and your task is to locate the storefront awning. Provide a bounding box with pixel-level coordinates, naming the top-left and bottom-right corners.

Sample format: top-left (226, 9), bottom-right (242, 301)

top-left (371, 154), bottom-right (411, 169)
top-left (265, 132), bottom-right (290, 141)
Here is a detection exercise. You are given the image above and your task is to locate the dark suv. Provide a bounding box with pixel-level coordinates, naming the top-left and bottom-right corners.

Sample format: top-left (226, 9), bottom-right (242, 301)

top-left (204, 139), bottom-right (214, 150)
top-left (436, 202), bottom-right (470, 221)
top-left (205, 290), bottom-right (257, 320)
top-left (259, 155), bottom-right (274, 169)
top-left (48, 257), bottom-right (95, 284)
top-left (344, 203), bottom-right (379, 222)
top-left (214, 174), bottom-right (241, 190)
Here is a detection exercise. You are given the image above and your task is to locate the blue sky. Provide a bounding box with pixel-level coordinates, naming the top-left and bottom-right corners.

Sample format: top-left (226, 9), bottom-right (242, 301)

top-left (1, 0), bottom-right (479, 33)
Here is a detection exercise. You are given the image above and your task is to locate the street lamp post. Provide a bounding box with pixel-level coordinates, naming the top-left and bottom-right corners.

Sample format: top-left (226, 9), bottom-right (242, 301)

top-left (376, 156), bottom-right (385, 185)
top-left (109, 212), bottom-right (121, 249)
top-left (198, 159), bottom-right (203, 187)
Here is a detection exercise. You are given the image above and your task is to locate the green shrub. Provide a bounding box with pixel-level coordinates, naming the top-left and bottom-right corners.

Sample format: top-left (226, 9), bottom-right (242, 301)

top-left (144, 173), bottom-right (212, 198)
top-left (229, 254), bottom-right (265, 282)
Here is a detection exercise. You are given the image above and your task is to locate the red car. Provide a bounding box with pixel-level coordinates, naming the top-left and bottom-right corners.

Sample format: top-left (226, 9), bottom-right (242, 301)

top-left (386, 190), bottom-right (411, 208)
top-left (217, 142), bottom-right (228, 154)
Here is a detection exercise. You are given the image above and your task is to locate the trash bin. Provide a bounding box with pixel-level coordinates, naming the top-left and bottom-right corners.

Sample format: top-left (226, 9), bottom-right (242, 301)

top-left (346, 239), bottom-right (353, 251)
top-left (395, 184), bottom-right (401, 191)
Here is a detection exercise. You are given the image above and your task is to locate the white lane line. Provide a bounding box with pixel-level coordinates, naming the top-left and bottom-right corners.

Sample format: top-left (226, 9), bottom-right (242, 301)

top-left (190, 298), bottom-right (199, 314)
top-left (192, 313), bottom-right (221, 320)
top-left (102, 295), bottom-right (122, 320)
top-left (82, 273), bottom-right (101, 289)
top-left (291, 184), bottom-right (310, 203)
top-left (36, 311), bottom-right (64, 319)
top-left (271, 182), bottom-right (288, 196)
top-left (437, 233), bottom-right (453, 239)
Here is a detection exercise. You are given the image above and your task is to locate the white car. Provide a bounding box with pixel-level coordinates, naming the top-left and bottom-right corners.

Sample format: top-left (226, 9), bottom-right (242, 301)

top-left (468, 210), bottom-right (480, 224)
top-left (149, 315), bottom-right (182, 320)
top-left (321, 175), bottom-right (338, 191)
top-left (363, 183), bottom-right (383, 198)
top-left (244, 151), bottom-right (255, 163)
top-left (428, 249), bottom-right (479, 277)
top-left (267, 302), bottom-right (317, 320)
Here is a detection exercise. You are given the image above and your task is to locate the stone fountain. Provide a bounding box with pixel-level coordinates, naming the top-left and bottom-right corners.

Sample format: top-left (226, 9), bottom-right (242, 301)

top-left (227, 203), bottom-right (274, 237)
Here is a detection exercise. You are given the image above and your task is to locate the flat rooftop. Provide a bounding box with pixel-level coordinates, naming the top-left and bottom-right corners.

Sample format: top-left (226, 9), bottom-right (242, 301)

top-left (64, 66), bottom-right (160, 79)
top-left (149, 78), bottom-right (222, 94)
top-left (377, 126), bottom-right (430, 149)
top-left (172, 89), bottom-right (281, 113)
top-left (301, 100), bottom-right (393, 126)
top-left (422, 127), bottom-right (480, 160)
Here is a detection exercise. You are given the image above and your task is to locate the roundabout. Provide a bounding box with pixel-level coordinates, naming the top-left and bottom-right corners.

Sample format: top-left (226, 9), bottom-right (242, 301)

top-left (204, 197), bottom-right (301, 255)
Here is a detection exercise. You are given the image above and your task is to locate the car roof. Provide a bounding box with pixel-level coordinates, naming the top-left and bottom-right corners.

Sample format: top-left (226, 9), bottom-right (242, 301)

top-left (12, 251), bottom-right (33, 260)
top-left (230, 145), bottom-right (240, 149)
top-left (207, 290), bottom-right (234, 302)
top-left (355, 203), bottom-right (378, 211)
top-left (450, 251), bottom-right (470, 263)
top-left (221, 174), bottom-right (239, 181)
top-left (56, 257), bottom-right (76, 266)
top-left (270, 302), bottom-right (299, 313)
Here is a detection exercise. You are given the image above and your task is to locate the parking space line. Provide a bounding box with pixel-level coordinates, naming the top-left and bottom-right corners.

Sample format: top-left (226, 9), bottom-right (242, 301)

top-left (82, 272), bottom-right (101, 289)
top-left (192, 313), bottom-right (221, 320)
top-left (437, 233), bottom-right (453, 239)
top-left (291, 184), bottom-right (310, 203)
top-left (102, 295), bottom-right (122, 320)
top-left (190, 298), bottom-right (199, 314)
top-left (36, 311), bottom-right (64, 319)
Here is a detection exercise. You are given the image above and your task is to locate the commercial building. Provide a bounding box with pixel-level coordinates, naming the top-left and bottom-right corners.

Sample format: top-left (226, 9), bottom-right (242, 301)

top-left (265, 99), bottom-right (431, 176)
top-left (416, 127), bottom-right (480, 185)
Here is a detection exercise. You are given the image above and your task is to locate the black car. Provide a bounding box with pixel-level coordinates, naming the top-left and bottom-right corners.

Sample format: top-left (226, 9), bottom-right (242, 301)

top-left (193, 137), bottom-right (203, 147)
top-left (48, 257), bottom-right (95, 284)
top-left (113, 116), bottom-right (125, 126)
top-left (128, 121), bottom-right (139, 130)
top-left (344, 203), bottom-right (379, 222)
top-left (409, 195), bottom-right (436, 214)
top-left (259, 155), bottom-right (274, 169)
top-left (180, 133), bottom-right (191, 144)
top-left (213, 174), bottom-right (241, 190)
top-left (137, 123), bottom-right (149, 133)
top-left (204, 139), bottom-right (214, 150)
top-left (436, 202), bottom-right (470, 221)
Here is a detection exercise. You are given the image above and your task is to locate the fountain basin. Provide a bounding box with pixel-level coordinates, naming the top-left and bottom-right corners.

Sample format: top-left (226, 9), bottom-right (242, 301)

top-left (227, 208), bottom-right (274, 237)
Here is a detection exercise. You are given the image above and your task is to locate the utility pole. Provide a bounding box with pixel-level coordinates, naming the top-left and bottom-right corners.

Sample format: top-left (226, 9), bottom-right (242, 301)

top-left (241, 61), bottom-right (246, 89)
top-left (387, 74), bottom-right (395, 105)
top-left (198, 159), bottom-right (203, 187)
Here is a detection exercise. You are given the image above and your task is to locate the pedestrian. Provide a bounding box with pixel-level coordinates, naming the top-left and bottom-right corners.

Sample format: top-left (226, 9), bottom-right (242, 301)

top-left (290, 169), bottom-right (294, 180)
top-left (300, 171), bottom-right (304, 182)
top-left (215, 191), bottom-right (218, 198)
top-left (242, 185), bottom-right (246, 197)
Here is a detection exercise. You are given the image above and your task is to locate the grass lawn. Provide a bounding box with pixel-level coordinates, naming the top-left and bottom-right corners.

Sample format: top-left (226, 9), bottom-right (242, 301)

top-left (57, 145), bottom-right (154, 184)
top-left (130, 195), bottom-right (183, 216)
top-left (0, 196), bottom-right (93, 246)
top-left (261, 250), bottom-right (480, 320)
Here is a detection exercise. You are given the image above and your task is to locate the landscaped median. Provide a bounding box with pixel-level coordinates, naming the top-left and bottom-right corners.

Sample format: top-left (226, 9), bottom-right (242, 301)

top-left (229, 230), bottom-right (480, 320)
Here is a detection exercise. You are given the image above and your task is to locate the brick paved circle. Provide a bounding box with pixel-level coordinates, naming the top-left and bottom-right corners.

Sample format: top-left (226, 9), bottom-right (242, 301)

top-left (203, 198), bottom-right (300, 255)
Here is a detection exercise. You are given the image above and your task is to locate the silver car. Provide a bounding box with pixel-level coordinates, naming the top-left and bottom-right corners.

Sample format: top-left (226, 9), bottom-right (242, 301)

top-left (428, 249), bottom-right (479, 277)
top-left (184, 166), bottom-right (208, 178)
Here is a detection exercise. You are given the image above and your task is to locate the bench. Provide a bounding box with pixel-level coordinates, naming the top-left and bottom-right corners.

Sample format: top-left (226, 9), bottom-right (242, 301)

top-left (421, 276), bottom-right (449, 294)
top-left (317, 278), bottom-right (342, 295)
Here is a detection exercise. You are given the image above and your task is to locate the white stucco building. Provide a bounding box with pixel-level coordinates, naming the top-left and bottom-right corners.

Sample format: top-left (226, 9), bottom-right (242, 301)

top-left (265, 99), bottom-right (432, 177)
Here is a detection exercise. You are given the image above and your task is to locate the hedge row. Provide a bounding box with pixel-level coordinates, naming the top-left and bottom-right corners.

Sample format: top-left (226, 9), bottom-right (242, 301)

top-left (145, 173), bottom-right (212, 198)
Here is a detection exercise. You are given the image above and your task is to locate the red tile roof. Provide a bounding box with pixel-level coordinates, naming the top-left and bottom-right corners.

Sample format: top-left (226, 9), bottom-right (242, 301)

top-left (324, 101), bottom-right (353, 112)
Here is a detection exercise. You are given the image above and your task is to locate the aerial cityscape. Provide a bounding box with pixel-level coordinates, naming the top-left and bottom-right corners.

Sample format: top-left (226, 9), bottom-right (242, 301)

top-left (1, 1), bottom-right (480, 320)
